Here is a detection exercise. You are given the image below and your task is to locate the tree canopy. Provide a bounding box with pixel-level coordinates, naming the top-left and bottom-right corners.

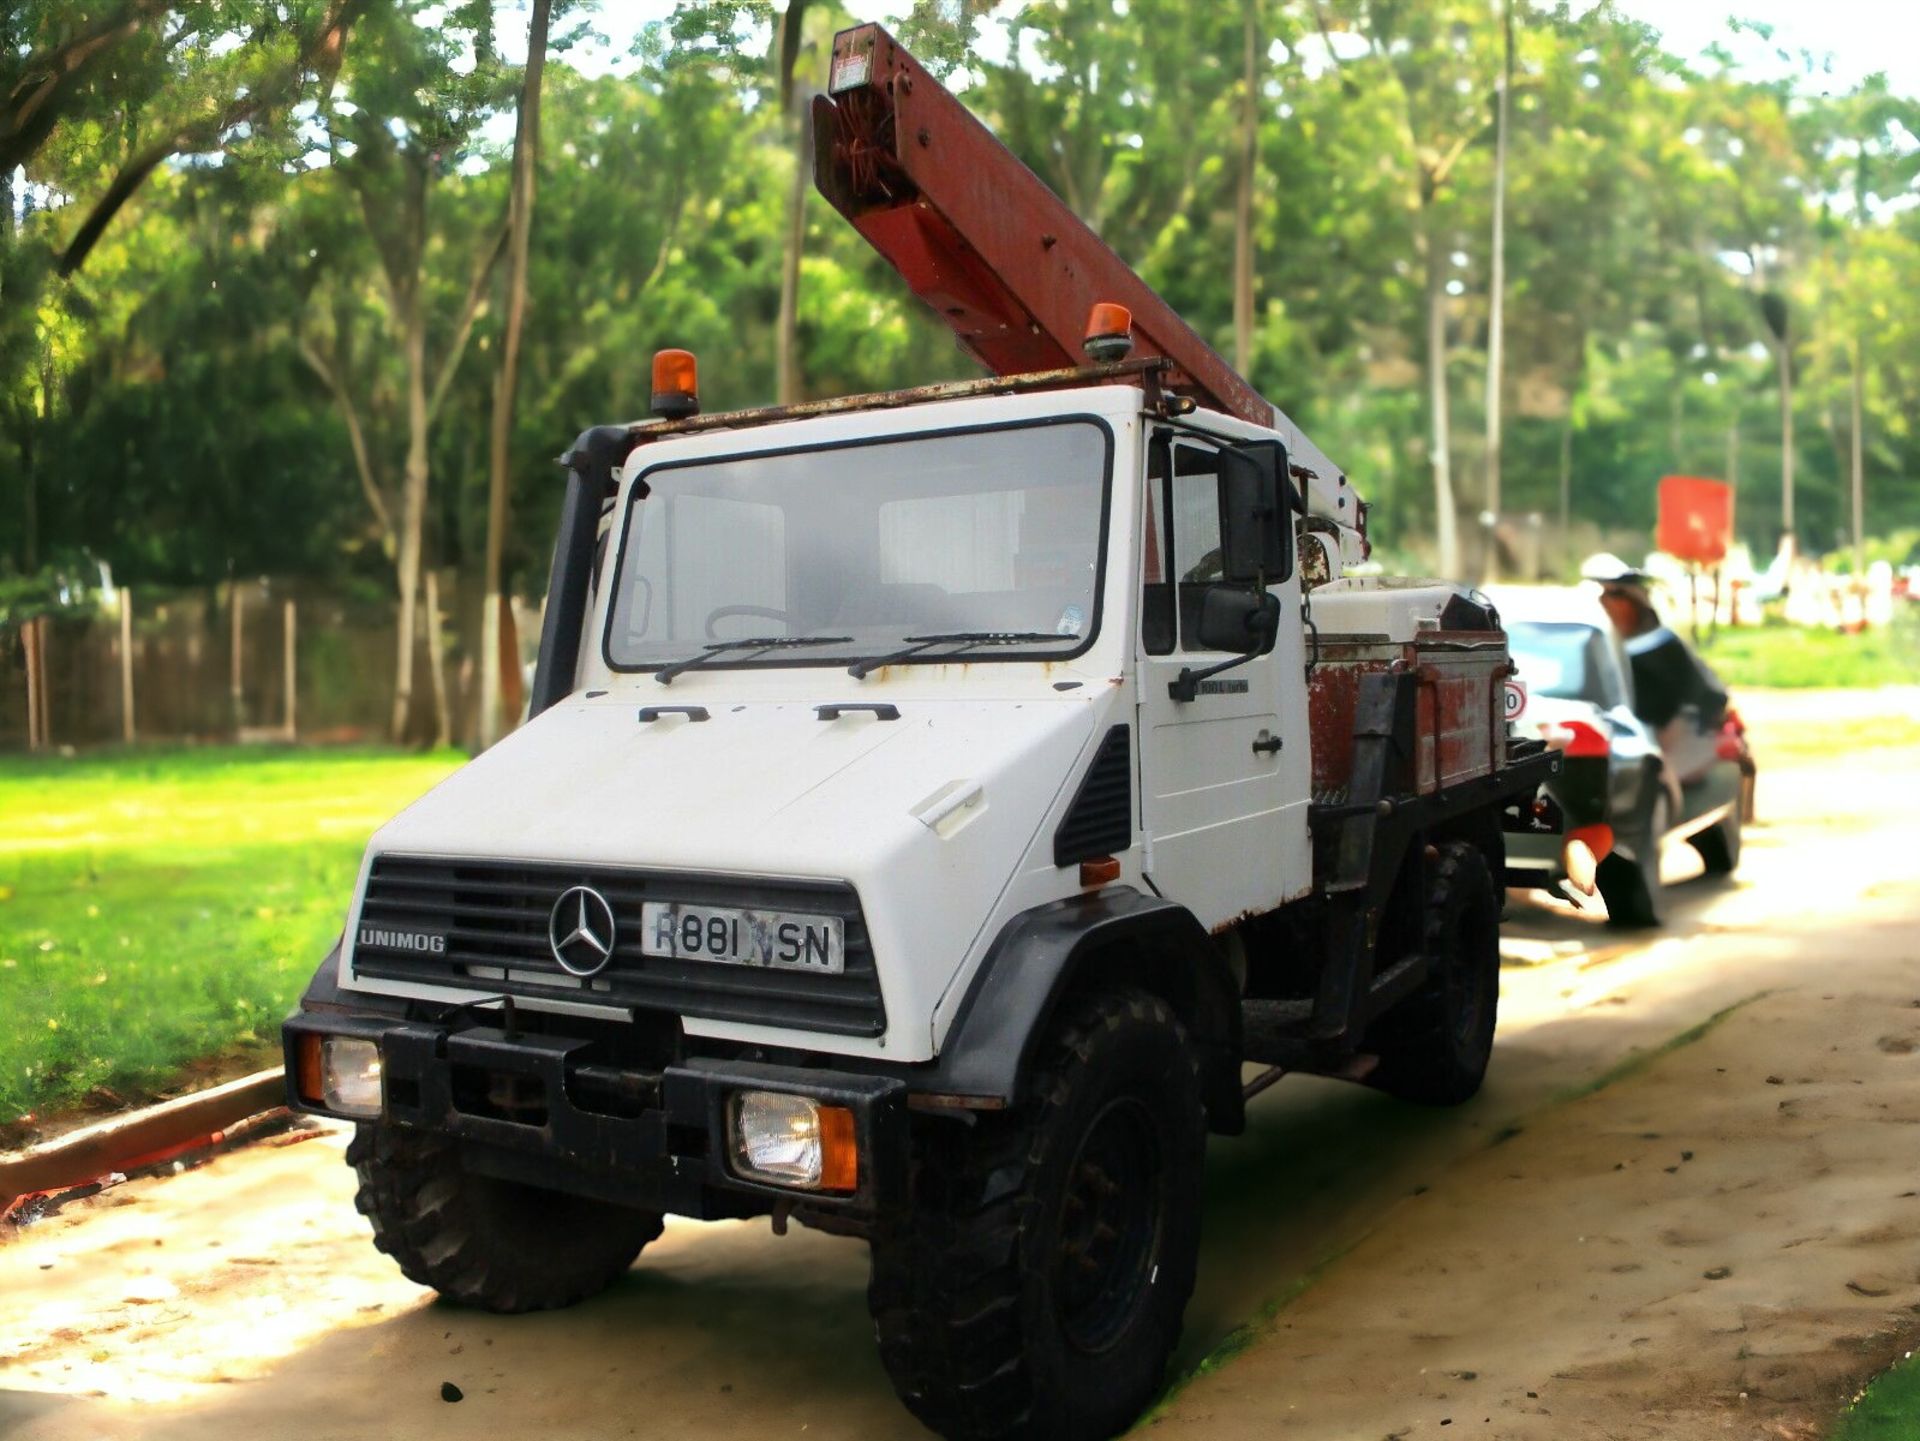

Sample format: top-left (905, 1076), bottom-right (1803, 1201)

top-left (5, 0), bottom-right (1918, 720)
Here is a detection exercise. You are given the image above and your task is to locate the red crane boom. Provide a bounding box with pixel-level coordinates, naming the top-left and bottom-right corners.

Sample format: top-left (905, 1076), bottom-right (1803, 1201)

top-left (811, 22), bottom-right (1344, 489)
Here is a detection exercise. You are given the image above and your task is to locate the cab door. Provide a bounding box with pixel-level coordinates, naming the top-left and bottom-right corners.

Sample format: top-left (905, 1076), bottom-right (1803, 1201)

top-left (1135, 430), bottom-right (1312, 928)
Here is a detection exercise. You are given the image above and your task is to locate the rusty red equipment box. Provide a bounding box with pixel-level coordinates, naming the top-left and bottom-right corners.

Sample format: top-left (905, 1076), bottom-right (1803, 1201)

top-left (1308, 635), bottom-right (1511, 800)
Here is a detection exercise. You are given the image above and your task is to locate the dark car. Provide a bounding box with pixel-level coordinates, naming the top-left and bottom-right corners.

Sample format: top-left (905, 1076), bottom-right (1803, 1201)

top-left (1493, 591), bottom-right (1749, 926)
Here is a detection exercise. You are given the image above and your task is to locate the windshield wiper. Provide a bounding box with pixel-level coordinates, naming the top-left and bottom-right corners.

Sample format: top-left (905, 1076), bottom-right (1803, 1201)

top-left (654, 635), bottom-right (853, 686)
top-left (847, 631), bottom-right (1080, 680)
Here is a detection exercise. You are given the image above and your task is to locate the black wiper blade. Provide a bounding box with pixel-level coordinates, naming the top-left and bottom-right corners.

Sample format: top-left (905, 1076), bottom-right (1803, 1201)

top-left (654, 635), bottom-right (853, 686)
top-left (847, 631), bottom-right (1078, 680)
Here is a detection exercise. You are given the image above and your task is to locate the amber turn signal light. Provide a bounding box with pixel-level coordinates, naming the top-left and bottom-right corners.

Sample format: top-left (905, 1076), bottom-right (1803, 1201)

top-left (294, 1032), bottom-right (324, 1105)
top-left (1083, 302), bottom-right (1134, 362)
top-left (1079, 855), bottom-right (1122, 888)
top-left (650, 348), bottom-right (700, 419)
top-left (817, 1104), bottom-right (859, 1192)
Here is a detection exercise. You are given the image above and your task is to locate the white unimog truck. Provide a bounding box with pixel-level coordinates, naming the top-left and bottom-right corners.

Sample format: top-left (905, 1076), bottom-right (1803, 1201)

top-left (285, 26), bottom-right (1562, 1441)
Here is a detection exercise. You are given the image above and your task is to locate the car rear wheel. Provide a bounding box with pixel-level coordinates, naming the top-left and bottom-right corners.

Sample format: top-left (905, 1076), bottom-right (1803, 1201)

top-left (1598, 791), bottom-right (1668, 928)
top-left (1688, 803), bottom-right (1742, 876)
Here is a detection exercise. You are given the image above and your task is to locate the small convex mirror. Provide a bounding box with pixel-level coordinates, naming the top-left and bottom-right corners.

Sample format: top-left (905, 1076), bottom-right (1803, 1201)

top-left (1218, 440), bottom-right (1293, 585)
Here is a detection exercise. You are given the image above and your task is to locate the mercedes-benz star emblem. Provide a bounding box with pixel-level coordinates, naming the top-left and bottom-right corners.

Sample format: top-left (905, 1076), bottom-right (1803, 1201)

top-left (549, 885), bottom-right (617, 977)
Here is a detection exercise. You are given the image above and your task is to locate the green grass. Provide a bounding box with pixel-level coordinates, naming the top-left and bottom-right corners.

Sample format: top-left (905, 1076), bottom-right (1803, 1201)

top-left (0, 745), bottom-right (463, 1134)
top-left (1834, 1351), bottom-right (1920, 1441)
top-left (1701, 614), bottom-right (1920, 689)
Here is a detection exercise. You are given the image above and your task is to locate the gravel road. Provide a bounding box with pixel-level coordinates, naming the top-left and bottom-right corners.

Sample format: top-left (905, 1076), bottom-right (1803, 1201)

top-left (4, 688), bottom-right (1917, 1441)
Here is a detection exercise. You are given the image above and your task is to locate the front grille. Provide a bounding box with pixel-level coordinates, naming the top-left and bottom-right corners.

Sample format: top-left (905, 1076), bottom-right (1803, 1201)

top-left (351, 856), bottom-right (885, 1038)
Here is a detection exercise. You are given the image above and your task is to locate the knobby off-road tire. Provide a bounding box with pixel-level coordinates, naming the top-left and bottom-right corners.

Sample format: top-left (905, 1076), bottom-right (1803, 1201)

top-left (347, 1123), bottom-right (662, 1313)
top-left (1688, 803), bottom-right (1742, 876)
top-left (1370, 840), bottom-right (1502, 1107)
top-left (867, 989), bottom-right (1207, 1441)
top-left (1597, 790), bottom-right (1670, 928)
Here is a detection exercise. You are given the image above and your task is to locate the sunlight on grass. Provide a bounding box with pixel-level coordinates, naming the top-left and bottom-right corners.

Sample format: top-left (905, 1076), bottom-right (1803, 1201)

top-left (0, 747), bottom-right (463, 1130)
top-left (1703, 615), bottom-right (1920, 690)
top-left (1833, 1351), bottom-right (1920, 1441)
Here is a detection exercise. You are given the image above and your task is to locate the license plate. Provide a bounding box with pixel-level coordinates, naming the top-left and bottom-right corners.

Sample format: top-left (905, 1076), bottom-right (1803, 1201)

top-left (638, 902), bottom-right (844, 975)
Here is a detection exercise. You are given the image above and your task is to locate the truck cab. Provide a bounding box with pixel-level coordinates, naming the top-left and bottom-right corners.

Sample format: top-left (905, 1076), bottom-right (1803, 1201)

top-left (329, 383), bottom-right (1319, 1069)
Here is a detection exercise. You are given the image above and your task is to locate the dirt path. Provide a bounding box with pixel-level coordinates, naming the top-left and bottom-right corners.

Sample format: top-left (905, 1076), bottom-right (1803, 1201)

top-left (3, 690), bottom-right (1916, 1440)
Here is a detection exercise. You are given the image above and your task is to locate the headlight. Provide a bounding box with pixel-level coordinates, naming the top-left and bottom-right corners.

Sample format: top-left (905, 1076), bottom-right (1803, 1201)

top-left (730, 1090), bottom-right (858, 1192)
top-left (295, 1034), bottom-right (383, 1119)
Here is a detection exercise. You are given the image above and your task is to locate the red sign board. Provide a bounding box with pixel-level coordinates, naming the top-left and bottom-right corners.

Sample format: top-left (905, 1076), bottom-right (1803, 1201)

top-left (1657, 475), bottom-right (1735, 565)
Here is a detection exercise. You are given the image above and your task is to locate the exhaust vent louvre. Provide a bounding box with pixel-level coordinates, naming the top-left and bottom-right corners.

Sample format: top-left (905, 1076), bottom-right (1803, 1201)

top-left (1053, 725), bottom-right (1133, 867)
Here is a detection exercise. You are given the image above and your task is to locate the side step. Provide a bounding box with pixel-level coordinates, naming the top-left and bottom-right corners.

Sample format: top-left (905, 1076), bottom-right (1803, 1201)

top-left (1240, 952), bottom-right (1430, 1066)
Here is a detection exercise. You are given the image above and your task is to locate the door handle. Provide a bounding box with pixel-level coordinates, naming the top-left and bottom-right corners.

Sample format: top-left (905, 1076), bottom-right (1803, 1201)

top-left (1251, 731), bottom-right (1282, 755)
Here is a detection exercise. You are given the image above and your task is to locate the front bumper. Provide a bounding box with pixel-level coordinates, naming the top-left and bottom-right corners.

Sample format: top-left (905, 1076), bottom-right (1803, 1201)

top-left (283, 1012), bottom-right (907, 1223)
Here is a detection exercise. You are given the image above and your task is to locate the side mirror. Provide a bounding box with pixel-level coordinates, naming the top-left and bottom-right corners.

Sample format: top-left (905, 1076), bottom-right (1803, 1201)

top-left (1218, 440), bottom-right (1293, 585)
top-left (1195, 586), bottom-right (1281, 654)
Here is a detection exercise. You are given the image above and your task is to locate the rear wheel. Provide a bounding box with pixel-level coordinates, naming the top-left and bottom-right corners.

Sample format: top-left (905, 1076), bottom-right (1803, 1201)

top-left (1370, 840), bottom-right (1502, 1106)
top-left (867, 989), bottom-right (1206, 1441)
top-left (348, 1123), bottom-right (662, 1312)
top-left (1598, 791), bottom-right (1669, 928)
top-left (1688, 803), bottom-right (1742, 876)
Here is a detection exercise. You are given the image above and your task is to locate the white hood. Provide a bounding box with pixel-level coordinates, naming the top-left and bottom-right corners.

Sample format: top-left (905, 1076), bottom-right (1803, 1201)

top-left (347, 686), bottom-right (1107, 1060)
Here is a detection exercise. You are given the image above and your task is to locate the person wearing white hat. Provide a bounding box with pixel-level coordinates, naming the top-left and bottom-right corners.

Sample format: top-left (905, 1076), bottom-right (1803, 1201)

top-left (1582, 553), bottom-right (1728, 783)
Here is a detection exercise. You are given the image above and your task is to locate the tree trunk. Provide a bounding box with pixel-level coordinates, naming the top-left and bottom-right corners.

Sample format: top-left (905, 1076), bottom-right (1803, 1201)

top-left (1775, 337), bottom-right (1794, 545)
top-left (1850, 336), bottom-right (1865, 576)
top-left (1480, 0), bottom-right (1511, 583)
top-left (775, 94), bottom-right (809, 403)
top-left (425, 566), bottom-right (450, 748)
top-left (391, 297), bottom-right (429, 743)
top-left (1558, 414), bottom-right (1573, 568)
top-left (1422, 215), bottom-right (1459, 577)
top-left (1669, 382), bottom-right (1684, 472)
top-left (17, 407), bottom-right (36, 572)
top-left (1232, 0), bottom-right (1258, 375)
top-left (479, 0), bottom-right (551, 751)
top-left (775, 1), bottom-right (813, 405)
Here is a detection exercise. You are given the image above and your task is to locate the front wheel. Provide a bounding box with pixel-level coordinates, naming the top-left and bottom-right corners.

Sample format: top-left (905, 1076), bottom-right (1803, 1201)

top-left (868, 989), bottom-right (1207, 1441)
top-left (348, 1124), bottom-right (663, 1312)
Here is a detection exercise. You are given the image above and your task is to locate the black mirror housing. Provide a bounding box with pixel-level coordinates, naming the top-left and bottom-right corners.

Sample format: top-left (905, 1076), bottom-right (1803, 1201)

top-left (1218, 440), bottom-right (1293, 585)
top-left (1194, 587), bottom-right (1281, 654)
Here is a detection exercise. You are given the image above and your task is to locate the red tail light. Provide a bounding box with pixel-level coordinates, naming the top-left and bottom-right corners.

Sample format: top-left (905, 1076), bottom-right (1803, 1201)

top-left (1543, 718), bottom-right (1611, 758)
top-left (1562, 821), bottom-right (1614, 894)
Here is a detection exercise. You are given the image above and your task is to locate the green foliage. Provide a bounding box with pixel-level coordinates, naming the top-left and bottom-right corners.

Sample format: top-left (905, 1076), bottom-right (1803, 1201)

top-left (0, 745), bottom-right (462, 1124)
top-left (4, 0), bottom-right (1920, 597)
top-left (1703, 613), bottom-right (1920, 689)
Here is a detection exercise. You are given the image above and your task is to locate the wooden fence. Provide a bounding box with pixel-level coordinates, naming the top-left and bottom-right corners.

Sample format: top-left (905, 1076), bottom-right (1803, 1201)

top-left (2, 577), bottom-right (535, 752)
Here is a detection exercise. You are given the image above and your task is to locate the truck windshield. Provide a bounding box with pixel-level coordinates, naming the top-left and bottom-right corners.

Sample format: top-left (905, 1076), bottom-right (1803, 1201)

top-left (603, 419), bottom-right (1110, 672)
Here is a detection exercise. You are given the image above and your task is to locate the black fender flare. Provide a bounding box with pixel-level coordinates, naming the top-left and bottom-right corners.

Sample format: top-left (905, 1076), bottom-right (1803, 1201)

top-left (290, 937), bottom-right (408, 1020)
top-left (920, 887), bottom-right (1246, 1135)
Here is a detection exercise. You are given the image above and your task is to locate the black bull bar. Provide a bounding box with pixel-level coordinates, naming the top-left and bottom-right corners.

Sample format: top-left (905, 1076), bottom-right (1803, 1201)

top-left (283, 1013), bottom-right (907, 1221)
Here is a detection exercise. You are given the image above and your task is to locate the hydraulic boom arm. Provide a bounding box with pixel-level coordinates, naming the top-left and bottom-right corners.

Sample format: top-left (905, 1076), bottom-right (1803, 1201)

top-left (812, 23), bottom-right (1357, 543)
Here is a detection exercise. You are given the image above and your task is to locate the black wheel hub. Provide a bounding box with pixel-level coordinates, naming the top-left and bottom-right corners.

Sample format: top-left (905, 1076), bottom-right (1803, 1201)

top-left (1053, 1097), bottom-right (1163, 1353)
